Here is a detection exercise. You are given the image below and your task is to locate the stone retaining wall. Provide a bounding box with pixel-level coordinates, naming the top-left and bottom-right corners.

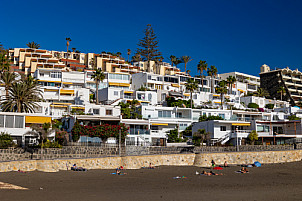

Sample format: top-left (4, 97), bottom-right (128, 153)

top-left (1, 150), bottom-right (302, 172)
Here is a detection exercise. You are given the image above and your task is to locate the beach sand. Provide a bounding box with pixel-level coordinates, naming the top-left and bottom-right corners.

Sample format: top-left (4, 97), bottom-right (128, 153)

top-left (0, 161), bottom-right (302, 201)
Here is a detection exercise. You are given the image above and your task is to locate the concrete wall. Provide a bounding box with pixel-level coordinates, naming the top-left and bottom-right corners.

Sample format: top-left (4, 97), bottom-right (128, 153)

top-left (1, 149), bottom-right (302, 172)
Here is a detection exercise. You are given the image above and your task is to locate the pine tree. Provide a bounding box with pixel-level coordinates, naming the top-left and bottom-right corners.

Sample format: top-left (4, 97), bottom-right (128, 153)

top-left (136, 24), bottom-right (161, 70)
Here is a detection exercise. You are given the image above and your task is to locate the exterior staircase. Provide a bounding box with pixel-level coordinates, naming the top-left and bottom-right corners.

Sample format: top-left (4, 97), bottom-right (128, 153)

top-left (215, 132), bottom-right (231, 145)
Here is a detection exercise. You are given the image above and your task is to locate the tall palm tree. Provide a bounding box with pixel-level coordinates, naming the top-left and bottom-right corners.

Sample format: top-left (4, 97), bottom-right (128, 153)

top-left (181, 56), bottom-right (193, 73)
top-left (215, 80), bottom-right (228, 109)
top-left (91, 69), bottom-right (105, 105)
top-left (207, 65), bottom-right (218, 93)
top-left (1, 76), bottom-right (42, 113)
top-left (0, 71), bottom-right (17, 97)
top-left (277, 86), bottom-right (286, 101)
top-left (185, 78), bottom-right (198, 108)
top-left (71, 47), bottom-right (76, 52)
top-left (255, 87), bottom-right (269, 97)
top-left (116, 52), bottom-right (122, 58)
top-left (26, 41), bottom-right (40, 49)
top-left (66, 38), bottom-right (72, 53)
top-left (173, 57), bottom-right (182, 68)
top-left (197, 60), bottom-right (208, 92)
top-left (169, 55), bottom-right (176, 67)
top-left (127, 49), bottom-right (131, 62)
top-left (226, 76), bottom-right (237, 94)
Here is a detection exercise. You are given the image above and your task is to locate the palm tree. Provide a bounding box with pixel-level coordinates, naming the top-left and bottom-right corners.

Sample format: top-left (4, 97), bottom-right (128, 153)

top-left (277, 86), bottom-right (286, 101)
top-left (0, 71), bottom-right (17, 97)
top-left (173, 57), bottom-right (182, 68)
top-left (226, 76), bottom-right (237, 94)
top-left (91, 69), bottom-right (105, 105)
top-left (255, 87), bottom-right (269, 97)
top-left (1, 76), bottom-right (42, 113)
top-left (116, 52), bottom-right (122, 58)
top-left (132, 53), bottom-right (142, 62)
top-left (185, 78), bottom-right (198, 108)
top-left (26, 41), bottom-right (40, 49)
top-left (71, 47), bottom-right (76, 52)
top-left (127, 49), bottom-right (131, 62)
top-left (169, 55), bottom-right (176, 67)
top-left (181, 56), bottom-right (193, 73)
top-left (0, 53), bottom-right (10, 72)
top-left (207, 65), bottom-right (218, 93)
top-left (66, 38), bottom-right (72, 53)
top-left (215, 80), bottom-right (228, 109)
top-left (197, 60), bottom-right (208, 92)
top-left (186, 70), bottom-right (191, 76)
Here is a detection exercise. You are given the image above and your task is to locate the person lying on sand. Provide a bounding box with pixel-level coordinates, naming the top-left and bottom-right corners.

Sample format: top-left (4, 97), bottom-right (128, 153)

top-left (202, 170), bottom-right (212, 176)
top-left (240, 167), bottom-right (249, 173)
top-left (210, 171), bottom-right (223, 176)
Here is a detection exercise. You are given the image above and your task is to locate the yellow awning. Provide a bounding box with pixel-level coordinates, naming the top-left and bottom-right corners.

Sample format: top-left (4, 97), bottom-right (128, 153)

top-left (109, 82), bottom-right (120, 86)
top-left (238, 89), bottom-right (245, 92)
top-left (119, 83), bottom-right (130, 87)
top-left (138, 101), bottom-right (149, 103)
top-left (38, 80), bottom-right (61, 83)
top-left (62, 82), bottom-right (73, 85)
top-left (52, 102), bottom-right (72, 105)
top-left (171, 83), bottom-right (180, 87)
top-left (25, 116), bottom-right (51, 124)
top-left (71, 106), bottom-right (85, 110)
top-left (232, 123), bottom-right (251, 126)
top-left (213, 94), bottom-right (220, 97)
top-left (60, 89), bottom-right (74, 95)
top-left (124, 91), bottom-right (133, 94)
top-left (50, 105), bottom-right (68, 108)
top-left (184, 93), bottom-right (190, 97)
top-left (214, 101), bottom-right (221, 104)
top-left (152, 123), bottom-right (169, 126)
top-left (44, 89), bottom-right (59, 92)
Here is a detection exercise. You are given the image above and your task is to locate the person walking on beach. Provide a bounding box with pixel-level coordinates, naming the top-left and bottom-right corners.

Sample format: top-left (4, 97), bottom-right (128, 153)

top-left (211, 160), bottom-right (216, 168)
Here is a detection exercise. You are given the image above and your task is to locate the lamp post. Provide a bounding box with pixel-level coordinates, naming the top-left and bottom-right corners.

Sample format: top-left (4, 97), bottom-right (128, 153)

top-left (236, 126), bottom-right (239, 152)
top-left (119, 114), bottom-right (122, 157)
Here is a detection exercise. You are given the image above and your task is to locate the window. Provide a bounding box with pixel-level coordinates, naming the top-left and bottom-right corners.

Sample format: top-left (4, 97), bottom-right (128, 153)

top-left (193, 95), bottom-right (197, 99)
top-left (219, 114), bottom-right (225, 119)
top-left (40, 73), bottom-right (44, 77)
top-left (158, 110), bottom-right (171, 118)
top-left (148, 75), bottom-right (152, 80)
top-left (106, 110), bottom-right (112, 115)
top-left (15, 116), bottom-right (24, 128)
top-left (220, 126), bottom-right (226, 131)
top-left (93, 109), bottom-right (99, 115)
top-left (148, 94), bottom-right (152, 101)
top-left (5, 115), bottom-right (14, 128)
top-left (0, 115), bottom-right (4, 127)
top-left (50, 72), bottom-right (62, 78)
top-left (157, 77), bottom-right (163, 81)
top-left (114, 91), bottom-right (119, 96)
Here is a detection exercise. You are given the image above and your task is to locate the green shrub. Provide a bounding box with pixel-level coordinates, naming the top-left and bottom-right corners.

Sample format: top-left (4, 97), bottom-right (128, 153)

top-left (199, 114), bottom-right (223, 122)
top-left (248, 103), bottom-right (259, 109)
top-left (288, 115), bottom-right (301, 120)
top-left (265, 104), bottom-right (274, 109)
top-left (0, 132), bottom-right (14, 148)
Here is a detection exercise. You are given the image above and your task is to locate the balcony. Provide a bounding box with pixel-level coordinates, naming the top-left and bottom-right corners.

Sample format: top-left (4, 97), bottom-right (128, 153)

top-left (282, 74), bottom-right (291, 79)
top-left (129, 128), bottom-right (150, 135)
top-left (287, 88), bottom-right (296, 92)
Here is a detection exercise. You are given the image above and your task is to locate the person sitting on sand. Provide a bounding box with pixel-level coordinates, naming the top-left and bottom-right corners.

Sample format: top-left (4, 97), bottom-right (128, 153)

top-left (149, 163), bottom-right (155, 169)
top-left (240, 167), bottom-right (249, 173)
top-left (224, 161), bottom-right (229, 167)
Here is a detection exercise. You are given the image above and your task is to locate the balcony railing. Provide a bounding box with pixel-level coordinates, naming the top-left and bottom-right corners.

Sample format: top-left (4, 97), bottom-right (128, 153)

top-left (129, 128), bottom-right (150, 135)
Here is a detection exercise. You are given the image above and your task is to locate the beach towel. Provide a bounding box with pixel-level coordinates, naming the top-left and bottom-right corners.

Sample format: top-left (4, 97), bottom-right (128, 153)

top-left (254, 161), bottom-right (261, 167)
top-left (214, 167), bottom-right (223, 170)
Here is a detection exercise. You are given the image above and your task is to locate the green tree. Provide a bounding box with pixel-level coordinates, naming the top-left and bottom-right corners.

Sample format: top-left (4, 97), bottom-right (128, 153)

top-left (248, 103), bottom-right (259, 109)
top-left (173, 57), bottom-right (183, 68)
top-left (197, 60), bottom-right (208, 92)
top-left (207, 65), bottom-right (218, 93)
top-left (288, 115), bottom-right (301, 120)
top-left (66, 37), bottom-right (72, 53)
top-left (226, 76), bottom-right (237, 94)
top-left (181, 56), bottom-right (193, 74)
top-left (185, 78), bottom-right (198, 108)
top-left (0, 132), bottom-right (13, 148)
top-left (169, 55), bottom-right (176, 67)
top-left (265, 103), bottom-right (274, 109)
top-left (127, 49), bottom-right (131, 62)
top-left (119, 100), bottom-right (142, 119)
top-left (131, 53), bottom-right (142, 62)
top-left (26, 41), bottom-right (40, 49)
top-left (167, 128), bottom-right (182, 143)
top-left (193, 129), bottom-right (209, 146)
top-left (248, 130), bottom-right (258, 145)
top-left (0, 53), bottom-right (10, 72)
top-left (136, 24), bottom-right (162, 70)
top-left (1, 76), bottom-right (42, 113)
top-left (199, 114), bottom-right (223, 122)
top-left (255, 87), bottom-right (269, 97)
top-left (0, 71), bottom-right (17, 97)
top-left (91, 69), bottom-right (105, 105)
top-left (277, 86), bottom-right (286, 101)
top-left (215, 80), bottom-right (228, 109)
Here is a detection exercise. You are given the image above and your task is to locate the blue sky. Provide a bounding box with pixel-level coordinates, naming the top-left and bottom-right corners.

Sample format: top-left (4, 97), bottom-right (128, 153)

top-left (2, 0), bottom-right (302, 77)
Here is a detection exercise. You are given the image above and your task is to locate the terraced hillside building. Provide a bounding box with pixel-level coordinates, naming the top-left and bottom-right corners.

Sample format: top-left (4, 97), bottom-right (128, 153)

top-left (259, 64), bottom-right (302, 106)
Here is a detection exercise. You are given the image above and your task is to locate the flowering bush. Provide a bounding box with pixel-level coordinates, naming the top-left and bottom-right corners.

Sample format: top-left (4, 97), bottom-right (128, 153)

top-left (56, 130), bottom-right (68, 145)
top-left (71, 122), bottom-right (128, 142)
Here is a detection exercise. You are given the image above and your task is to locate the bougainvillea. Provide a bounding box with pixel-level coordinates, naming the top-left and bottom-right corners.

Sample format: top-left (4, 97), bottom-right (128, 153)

top-left (71, 122), bottom-right (128, 142)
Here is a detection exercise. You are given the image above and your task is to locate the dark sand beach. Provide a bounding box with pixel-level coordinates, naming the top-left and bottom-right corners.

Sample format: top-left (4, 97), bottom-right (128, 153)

top-left (1, 161), bottom-right (302, 201)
